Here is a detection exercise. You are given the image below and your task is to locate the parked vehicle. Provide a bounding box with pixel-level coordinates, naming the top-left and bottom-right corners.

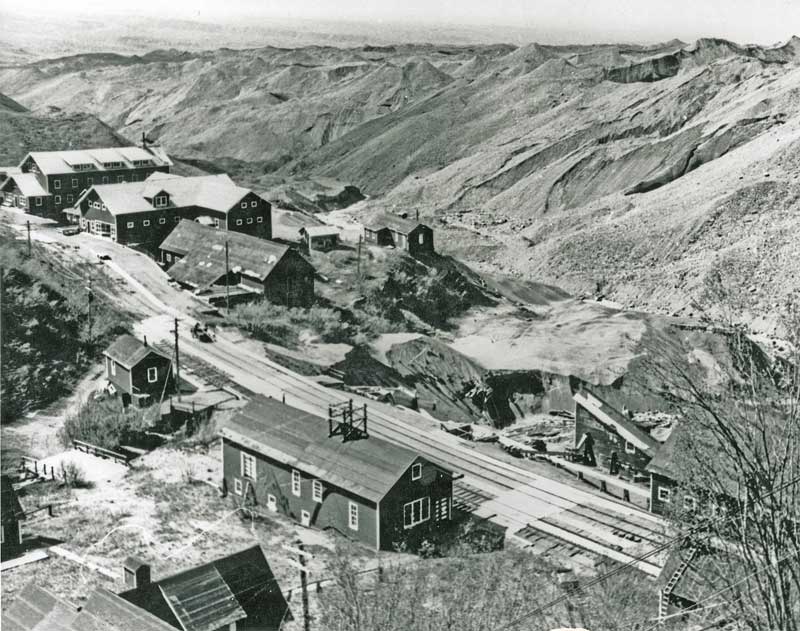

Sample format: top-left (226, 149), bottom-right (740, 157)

top-left (97, 253), bottom-right (112, 261)
top-left (60, 226), bottom-right (81, 236)
top-left (191, 322), bottom-right (216, 343)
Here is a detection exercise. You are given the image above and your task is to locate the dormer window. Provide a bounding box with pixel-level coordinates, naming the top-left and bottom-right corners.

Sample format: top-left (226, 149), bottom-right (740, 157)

top-left (103, 161), bottom-right (124, 170)
top-left (154, 195), bottom-right (168, 208)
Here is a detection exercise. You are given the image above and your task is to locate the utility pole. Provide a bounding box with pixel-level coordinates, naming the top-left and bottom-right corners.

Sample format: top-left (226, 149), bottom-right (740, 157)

top-left (86, 278), bottom-right (93, 346)
top-left (224, 240), bottom-right (230, 312)
top-left (356, 235), bottom-right (362, 295)
top-left (172, 317), bottom-right (181, 400)
top-left (284, 541), bottom-right (312, 631)
top-left (26, 221), bottom-right (31, 257)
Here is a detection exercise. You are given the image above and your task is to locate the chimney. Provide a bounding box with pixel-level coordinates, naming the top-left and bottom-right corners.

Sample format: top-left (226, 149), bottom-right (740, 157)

top-left (415, 209), bottom-right (419, 221)
top-left (141, 131), bottom-right (148, 150)
top-left (123, 557), bottom-right (151, 589)
top-left (143, 335), bottom-right (148, 347)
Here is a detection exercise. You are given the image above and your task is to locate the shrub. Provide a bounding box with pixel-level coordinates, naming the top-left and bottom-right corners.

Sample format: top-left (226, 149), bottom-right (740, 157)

top-left (60, 461), bottom-right (91, 489)
top-left (60, 396), bottom-right (153, 451)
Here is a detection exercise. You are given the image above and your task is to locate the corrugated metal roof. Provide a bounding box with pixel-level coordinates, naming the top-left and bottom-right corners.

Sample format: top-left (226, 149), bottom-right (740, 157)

top-left (25, 146), bottom-right (171, 174)
top-left (1, 174), bottom-right (50, 198)
top-left (160, 566), bottom-right (245, 631)
top-left (162, 220), bottom-right (294, 290)
top-left (78, 588), bottom-right (177, 631)
top-left (1, 584), bottom-right (78, 631)
top-left (219, 395), bottom-right (422, 502)
top-left (103, 334), bottom-right (171, 369)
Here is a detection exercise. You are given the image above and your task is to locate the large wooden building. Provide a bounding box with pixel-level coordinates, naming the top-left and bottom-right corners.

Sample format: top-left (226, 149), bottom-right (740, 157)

top-left (103, 334), bottom-right (174, 407)
top-left (219, 395), bottom-right (455, 551)
top-left (0, 173), bottom-right (51, 216)
top-left (70, 172), bottom-right (271, 247)
top-left (11, 145), bottom-right (172, 219)
top-left (1, 475), bottom-right (25, 561)
top-left (160, 220), bottom-right (315, 308)
top-left (364, 211), bottom-right (434, 257)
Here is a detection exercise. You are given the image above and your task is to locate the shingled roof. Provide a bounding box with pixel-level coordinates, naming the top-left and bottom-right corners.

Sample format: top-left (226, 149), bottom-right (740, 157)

top-left (219, 395), bottom-right (439, 503)
top-left (103, 334), bottom-right (171, 369)
top-left (162, 220), bottom-right (299, 290)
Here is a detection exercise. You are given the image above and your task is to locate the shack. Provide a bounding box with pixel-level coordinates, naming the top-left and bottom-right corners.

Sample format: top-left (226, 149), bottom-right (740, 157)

top-left (299, 225), bottom-right (340, 252)
top-left (103, 334), bottom-right (174, 407)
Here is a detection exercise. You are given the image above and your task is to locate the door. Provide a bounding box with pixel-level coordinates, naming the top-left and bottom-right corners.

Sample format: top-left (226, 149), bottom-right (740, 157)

top-left (267, 494), bottom-right (277, 512)
top-left (301, 510), bottom-right (311, 527)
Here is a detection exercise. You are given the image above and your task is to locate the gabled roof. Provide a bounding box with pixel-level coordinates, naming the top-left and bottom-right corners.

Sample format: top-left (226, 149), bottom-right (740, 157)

top-left (219, 395), bottom-right (441, 503)
top-left (75, 588), bottom-right (177, 631)
top-left (120, 545), bottom-right (289, 631)
top-left (300, 225), bottom-right (340, 238)
top-left (574, 389), bottom-right (659, 454)
top-left (162, 220), bottom-right (299, 290)
top-left (1, 174), bottom-right (50, 198)
top-left (103, 334), bottom-right (171, 370)
top-left (364, 211), bottom-right (428, 235)
top-left (1, 584), bottom-right (78, 631)
top-left (1, 474), bottom-right (25, 524)
top-left (22, 146), bottom-right (172, 174)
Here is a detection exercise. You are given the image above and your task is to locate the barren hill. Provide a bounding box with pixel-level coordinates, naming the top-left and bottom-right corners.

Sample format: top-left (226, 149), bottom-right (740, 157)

top-left (1, 36), bottom-right (798, 325)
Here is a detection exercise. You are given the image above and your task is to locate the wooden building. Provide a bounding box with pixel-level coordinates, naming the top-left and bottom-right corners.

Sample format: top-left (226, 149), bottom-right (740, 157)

top-left (103, 334), bottom-right (174, 407)
top-left (219, 395), bottom-right (455, 551)
top-left (70, 172), bottom-right (271, 248)
top-left (363, 211), bottom-right (434, 257)
top-left (160, 220), bottom-right (315, 308)
top-left (1, 475), bottom-right (25, 561)
top-left (118, 546), bottom-right (290, 631)
top-left (573, 388), bottom-right (660, 477)
top-left (299, 225), bottom-right (340, 252)
top-left (14, 145), bottom-right (172, 220)
top-left (0, 174), bottom-right (51, 216)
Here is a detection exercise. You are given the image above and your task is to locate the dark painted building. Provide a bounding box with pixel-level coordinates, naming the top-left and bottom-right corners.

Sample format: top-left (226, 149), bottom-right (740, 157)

top-left (160, 220), bottom-right (314, 308)
top-left (16, 145), bottom-right (172, 220)
top-left (573, 388), bottom-right (660, 476)
top-left (103, 334), bottom-right (174, 406)
top-left (299, 225), bottom-right (340, 252)
top-left (219, 395), bottom-right (455, 551)
top-left (364, 211), bottom-right (434, 257)
top-left (118, 547), bottom-right (290, 631)
top-left (1, 475), bottom-right (24, 561)
top-left (71, 172), bottom-right (271, 248)
top-left (0, 174), bottom-right (51, 216)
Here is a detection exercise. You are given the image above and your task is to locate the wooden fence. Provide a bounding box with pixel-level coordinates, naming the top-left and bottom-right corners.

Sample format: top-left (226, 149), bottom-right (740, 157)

top-left (72, 440), bottom-right (132, 466)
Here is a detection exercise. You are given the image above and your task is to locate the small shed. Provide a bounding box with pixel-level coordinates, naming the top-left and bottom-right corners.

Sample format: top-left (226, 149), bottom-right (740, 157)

top-left (299, 225), bottom-right (341, 252)
top-left (363, 211), bottom-right (434, 256)
top-left (103, 335), bottom-right (174, 407)
top-left (1, 475), bottom-right (25, 561)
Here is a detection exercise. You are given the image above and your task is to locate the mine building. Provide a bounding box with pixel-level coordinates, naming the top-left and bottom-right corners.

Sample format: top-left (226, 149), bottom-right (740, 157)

top-left (1, 475), bottom-right (25, 561)
top-left (218, 395), bottom-right (456, 550)
top-left (12, 144), bottom-right (172, 220)
top-left (573, 388), bottom-right (660, 477)
top-left (299, 225), bottom-right (341, 252)
top-left (363, 210), bottom-right (434, 256)
top-left (0, 173), bottom-right (51, 216)
top-left (69, 172), bottom-right (271, 247)
top-left (103, 334), bottom-right (174, 407)
top-left (160, 219), bottom-right (315, 308)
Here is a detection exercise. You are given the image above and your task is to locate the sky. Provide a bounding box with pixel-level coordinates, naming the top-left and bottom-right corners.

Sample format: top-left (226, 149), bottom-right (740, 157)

top-left (3, 0), bottom-right (799, 45)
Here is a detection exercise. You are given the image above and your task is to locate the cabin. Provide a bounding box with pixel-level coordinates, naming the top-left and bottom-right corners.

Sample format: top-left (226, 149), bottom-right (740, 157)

top-left (573, 388), bottom-right (660, 477)
top-left (363, 211), bottom-right (434, 256)
top-left (1, 475), bottom-right (25, 561)
top-left (299, 225), bottom-right (340, 252)
top-left (118, 547), bottom-right (290, 631)
top-left (219, 395), bottom-right (455, 551)
top-left (70, 172), bottom-right (271, 247)
top-left (160, 220), bottom-right (315, 308)
top-left (103, 334), bottom-right (174, 407)
top-left (0, 174), bottom-right (51, 216)
top-left (15, 145), bottom-right (172, 220)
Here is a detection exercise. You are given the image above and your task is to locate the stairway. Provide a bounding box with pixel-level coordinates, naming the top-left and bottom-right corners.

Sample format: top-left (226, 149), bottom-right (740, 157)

top-left (658, 545), bottom-right (699, 623)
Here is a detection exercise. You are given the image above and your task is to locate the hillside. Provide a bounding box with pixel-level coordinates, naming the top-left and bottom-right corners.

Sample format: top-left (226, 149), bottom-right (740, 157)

top-left (1, 37), bottom-right (799, 324)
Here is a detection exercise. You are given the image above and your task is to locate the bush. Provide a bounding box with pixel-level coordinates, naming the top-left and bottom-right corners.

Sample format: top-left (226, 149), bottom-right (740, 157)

top-left (60, 395), bottom-right (154, 451)
top-left (60, 461), bottom-right (91, 489)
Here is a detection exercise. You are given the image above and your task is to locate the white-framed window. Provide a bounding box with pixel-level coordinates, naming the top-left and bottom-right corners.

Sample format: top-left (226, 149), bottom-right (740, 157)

top-left (411, 463), bottom-right (422, 481)
top-left (257, 216), bottom-right (263, 223)
top-left (434, 496), bottom-right (450, 521)
top-left (683, 496), bottom-right (697, 511)
top-left (155, 195), bottom-right (168, 207)
top-left (66, 194), bottom-right (73, 203)
top-left (236, 219), bottom-right (243, 226)
top-left (247, 217), bottom-right (253, 224)
top-left (301, 510), bottom-right (311, 526)
top-left (624, 440), bottom-right (635, 455)
top-left (240, 201), bottom-right (247, 209)
top-left (117, 175), bottom-right (125, 183)
top-left (348, 501), bottom-right (359, 530)
top-left (55, 195), bottom-right (61, 204)
top-left (87, 177), bottom-right (93, 186)
top-left (403, 497), bottom-right (430, 529)
top-left (143, 220), bottom-right (151, 227)
top-left (250, 200), bottom-right (257, 208)
top-left (267, 494), bottom-right (277, 511)
top-left (234, 478), bottom-right (243, 495)
top-left (110, 360), bottom-right (116, 376)
top-left (147, 367), bottom-right (158, 383)
top-left (71, 178), bottom-right (78, 188)
top-left (657, 487), bottom-right (671, 503)
top-left (213, 217), bottom-right (220, 228)
top-left (127, 221), bottom-right (134, 228)
top-left (159, 217), bottom-right (166, 224)
top-left (174, 216), bottom-right (180, 223)
top-left (102, 176), bottom-right (109, 184)
top-left (312, 480), bottom-right (323, 502)
top-left (241, 452), bottom-right (256, 479)
top-left (54, 179), bottom-right (61, 189)
top-left (418, 233), bottom-right (424, 244)
top-left (291, 469), bottom-right (301, 496)
top-left (35, 197), bottom-right (42, 206)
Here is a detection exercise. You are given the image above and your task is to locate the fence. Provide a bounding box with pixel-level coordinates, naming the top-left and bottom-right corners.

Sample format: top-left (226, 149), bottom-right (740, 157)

top-left (72, 440), bottom-right (132, 466)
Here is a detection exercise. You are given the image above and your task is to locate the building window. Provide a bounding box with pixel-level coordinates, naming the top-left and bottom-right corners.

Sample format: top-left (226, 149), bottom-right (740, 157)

top-left (66, 194), bottom-right (73, 203)
top-left (236, 219), bottom-right (243, 226)
top-left (35, 197), bottom-right (42, 206)
top-left (110, 361), bottom-right (116, 376)
top-left (684, 496), bottom-right (697, 511)
top-left (241, 452), bottom-right (256, 479)
top-left (71, 178), bottom-right (78, 188)
top-left (87, 177), bottom-right (93, 186)
top-left (166, 253), bottom-right (172, 262)
top-left (174, 216), bottom-right (180, 223)
top-left (418, 233), bottom-right (424, 244)
top-left (291, 469), bottom-right (301, 496)
top-left (411, 463), bottom-right (422, 481)
top-left (146, 367), bottom-right (158, 383)
top-left (251, 201), bottom-right (257, 208)
top-left (257, 216), bottom-right (263, 223)
top-left (624, 441), bottom-right (635, 455)
top-left (102, 176), bottom-right (109, 184)
top-left (241, 201), bottom-right (247, 209)
top-left (154, 195), bottom-right (167, 208)
top-left (657, 487), bottom-right (671, 503)
top-left (127, 221), bottom-right (134, 228)
top-left (403, 497), bottom-right (430, 529)
top-left (117, 176), bottom-right (125, 183)
top-left (213, 217), bottom-right (220, 228)
top-left (130, 174), bottom-right (138, 182)
top-left (55, 195), bottom-right (61, 204)
top-left (54, 179), bottom-right (61, 189)
top-left (348, 502), bottom-right (359, 530)
top-left (143, 220), bottom-right (151, 227)
top-left (247, 217), bottom-right (253, 224)
top-left (312, 480), bottom-right (323, 502)
top-left (267, 494), bottom-right (277, 511)
top-left (159, 217), bottom-right (166, 224)
top-left (0, 526), bottom-right (3, 544)
top-left (234, 478), bottom-right (243, 495)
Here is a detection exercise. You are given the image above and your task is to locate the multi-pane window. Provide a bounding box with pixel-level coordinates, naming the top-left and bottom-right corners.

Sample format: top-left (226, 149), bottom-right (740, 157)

top-left (54, 179), bottom-right (61, 189)
top-left (236, 219), bottom-right (243, 226)
top-left (102, 177), bottom-right (109, 184)
top-left (159, 217), bottom-right (166, 224)
top-left (147, 367), bottom-right (158, 383)
top-left (71, 178), bottom-right (78, 188)
top-left (240, 201), bottom-right (247, 209)
top-left (247, 218), bottom-right (253, 224)
top-left (291, 470), bottom-right (301, 496)
top-left (250, 201), bottom-right (257, 208)
top-left (257, 216), bottom-right (263, 223)
top-left (241, 452), bottom-right (256, 479)
top-left (411, 463), bottom-right (422, 480)
top-left (234, 478), bottom-right (243, 495)
top-left (55, 195), bottom-right (61, 204)
top-left (154, 195), bottom-right (168, 208)
top-left (143, 220), bottom-right (151, 227)
top-left (312, 480), bottom-right (323, 502)
top-left (87, 177), bottom-right (93, 186)
top-left (624, 441), bottom-right (635, 454)
top-left (35, 197), bottom-right (42, 207)
top-left (657, 487), bottom-right (671, 503)
top-left (66, 194), bottom-right (73, 203)
top-left (348, 502), bottom-right (359, 530)
top-left (403, 497), bottom-right (430, 529)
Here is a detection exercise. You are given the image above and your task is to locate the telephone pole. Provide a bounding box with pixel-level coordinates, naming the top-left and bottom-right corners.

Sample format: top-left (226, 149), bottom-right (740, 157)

top-left (356, 235), bottom-right (363, 295)
top-left (86, 278), bottom-right (93, 346)
top-left (284, 541), bottom-right (312, 631)
top-left (26, 221), bottom-right (31, 257)
top-left (225, 240), bottom-right (230, 312)
top-left (172, 317), bottom-right (181, 400)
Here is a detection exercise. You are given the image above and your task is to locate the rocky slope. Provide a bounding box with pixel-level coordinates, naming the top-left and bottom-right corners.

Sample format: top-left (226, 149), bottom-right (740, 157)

top-left (1, 36), bottom-right (799, 325)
